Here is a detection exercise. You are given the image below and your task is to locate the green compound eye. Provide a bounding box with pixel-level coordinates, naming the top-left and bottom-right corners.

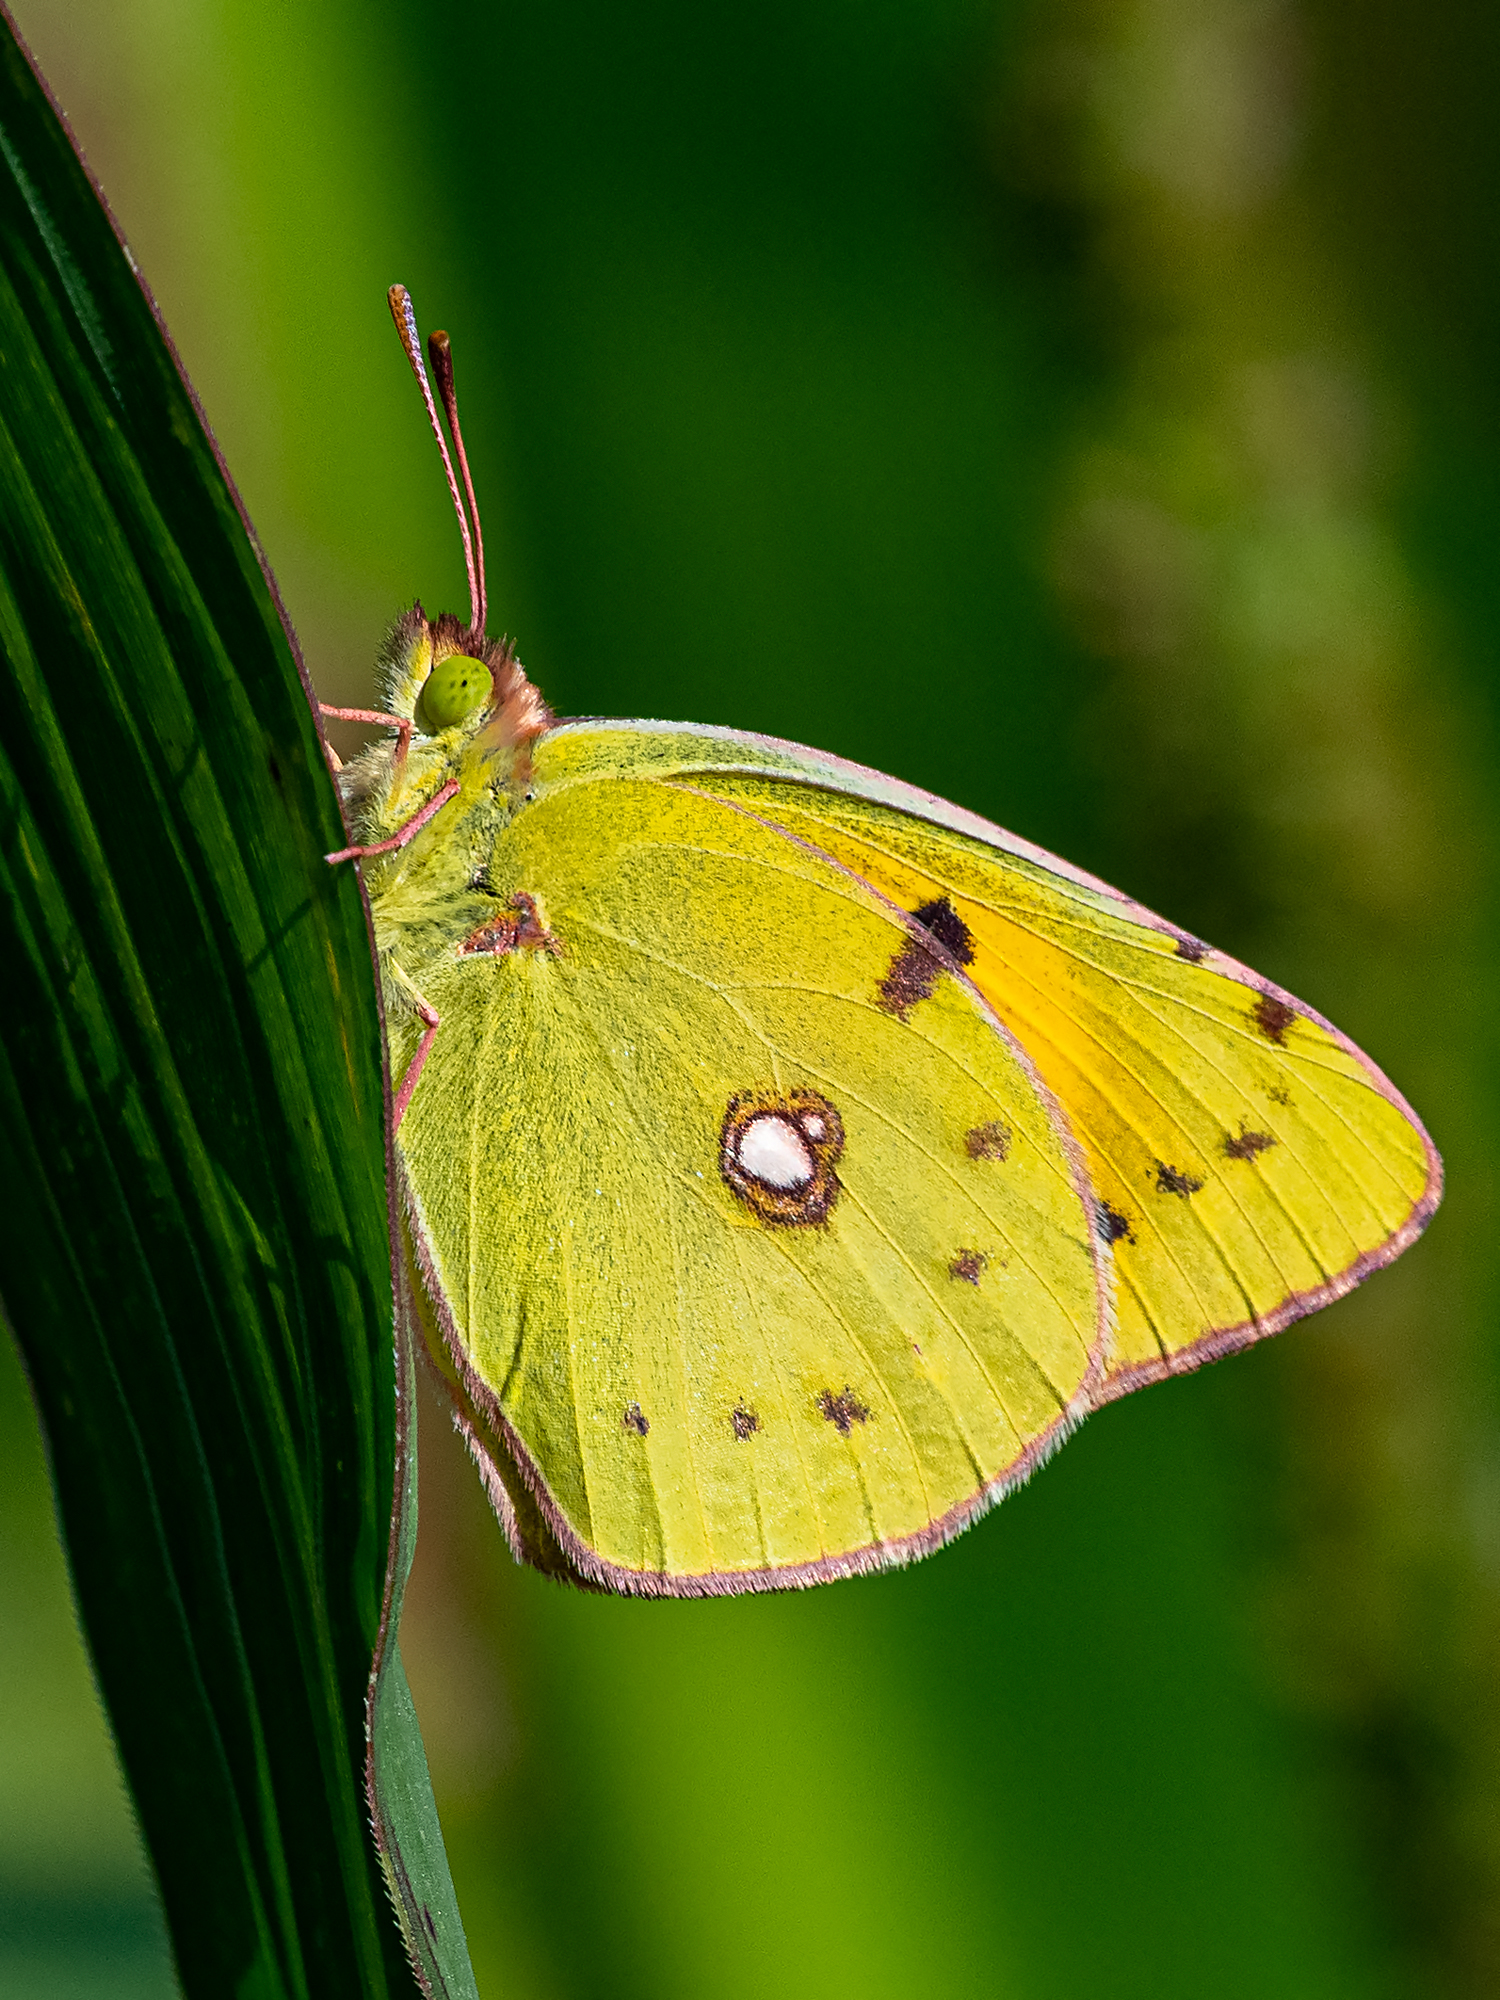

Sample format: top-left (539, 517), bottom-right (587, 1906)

top-left (418, 654), bottom-right (489, 731)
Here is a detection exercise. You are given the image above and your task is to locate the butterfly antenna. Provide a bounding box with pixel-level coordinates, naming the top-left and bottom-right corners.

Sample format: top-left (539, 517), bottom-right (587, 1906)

top-left (387, 283), bottom-right (482, 633)
top-left (426, 327), bottom-right (487, 638)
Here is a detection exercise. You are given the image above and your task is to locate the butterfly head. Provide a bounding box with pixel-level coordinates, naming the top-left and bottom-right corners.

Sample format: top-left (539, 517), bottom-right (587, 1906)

top-left (380, 602), bottom-right (551, 753)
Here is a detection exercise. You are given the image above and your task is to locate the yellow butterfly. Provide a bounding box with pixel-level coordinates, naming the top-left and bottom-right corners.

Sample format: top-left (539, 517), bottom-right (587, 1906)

top-left (326, 286), bottom-right (1441, 1597)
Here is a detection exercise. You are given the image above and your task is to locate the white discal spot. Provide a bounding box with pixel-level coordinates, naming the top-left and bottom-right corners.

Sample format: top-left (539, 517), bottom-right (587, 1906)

top-left (799, 1112), bottom-right (827, 1141)
top-left (737, 1114), bottom-right (815, 1190)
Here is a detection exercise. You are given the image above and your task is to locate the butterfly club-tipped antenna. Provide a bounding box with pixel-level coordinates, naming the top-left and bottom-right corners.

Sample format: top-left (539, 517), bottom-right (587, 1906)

top-left (387, 282), bottom-right (486, 636)
top-left (426, 325), bottom-right (487, 637)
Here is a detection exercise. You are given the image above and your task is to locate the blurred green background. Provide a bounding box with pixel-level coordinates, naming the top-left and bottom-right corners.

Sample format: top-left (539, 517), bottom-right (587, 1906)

top-left (3, 1), bottom-right (1496, 1995)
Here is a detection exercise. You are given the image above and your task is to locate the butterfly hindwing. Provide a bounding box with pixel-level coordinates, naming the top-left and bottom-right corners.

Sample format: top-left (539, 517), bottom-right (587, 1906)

top-left (391, 767), bottom-right (1107, 1592)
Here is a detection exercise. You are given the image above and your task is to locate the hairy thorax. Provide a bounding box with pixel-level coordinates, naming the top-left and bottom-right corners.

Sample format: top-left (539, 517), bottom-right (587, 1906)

top-left (335, 604), bottom-right (551, 1005)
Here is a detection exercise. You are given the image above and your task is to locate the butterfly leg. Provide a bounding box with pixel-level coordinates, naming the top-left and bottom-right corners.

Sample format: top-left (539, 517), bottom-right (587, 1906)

top-left (324, 778), bottom-right (460, 866)
top-left (320, 703), bottom-right (414, 766)
top-left (393, 993), bottom-right (441, 1129)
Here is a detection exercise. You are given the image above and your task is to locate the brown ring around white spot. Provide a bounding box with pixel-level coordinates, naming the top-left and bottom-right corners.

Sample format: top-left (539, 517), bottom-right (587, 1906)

top-left (720, 1088), bottom-right (845, 1227)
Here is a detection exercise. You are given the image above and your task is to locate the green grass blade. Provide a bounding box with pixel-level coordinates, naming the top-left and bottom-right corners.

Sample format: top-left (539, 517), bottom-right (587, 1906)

top-left (367, 1286), bottom-right (479, 2000)
top-left (0, 14), bottom-right (461, 1995)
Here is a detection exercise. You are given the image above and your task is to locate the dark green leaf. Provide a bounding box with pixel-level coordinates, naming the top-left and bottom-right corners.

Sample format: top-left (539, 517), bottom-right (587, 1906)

top-left (0, 14), bottom-right (467, 1996)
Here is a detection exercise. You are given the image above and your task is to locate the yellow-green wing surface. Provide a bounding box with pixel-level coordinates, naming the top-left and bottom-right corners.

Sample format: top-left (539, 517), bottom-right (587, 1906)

top-left (540, 722), bottom-right (1439, 1401)
top-left (390, 763), bottom-right (1107, 1594)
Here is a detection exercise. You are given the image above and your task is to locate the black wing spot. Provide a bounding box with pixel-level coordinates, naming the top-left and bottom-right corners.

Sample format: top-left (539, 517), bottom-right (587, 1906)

top-left (1096, 1200), bottom-right (1135, 1244)
top-left (876, 897), bottom-right (974, 1019)
top-left (876, 939), bottom-right (939, 1020)
top-left (1173, 933), bottom-right (1208, 961)
top-left (1155, 1161), bottom-right (1204, 1198)
top-left (731, 1403), bottom-right (761, 1441)
top-left (1224, 1126), bottom-right (1277, 1161)
top-left (622, 1402), bottom-right (650, 1436)
top-left (949, 1249), bottom-right (987, 1284)
top-left (965, 1120), bottom-right (1012, 1162)
top-left (817, 1387), bottom-right (870, 1435)
top-left (1251, 993), bottom-right (1298, 1045)
top-left (914, 897), bottom-right (975, 964)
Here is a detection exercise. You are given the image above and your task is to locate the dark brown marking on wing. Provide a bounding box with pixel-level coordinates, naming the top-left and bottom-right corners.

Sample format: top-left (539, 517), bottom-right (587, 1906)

top-left (1174, 933), bottom-right (1208, 962)
top-left (458, 911), bottom-right (519, 958)
top-left (916, 897), bottom-right (975, 963)
top-left (1251, 993), bottom-right (1298, 1045)
top-left (1224, 1126), bottom-right (1278, 1161)
top-left (1155, 1161), bottom-right (1205, 1198)
top-left (458, 889), bottom-right (561, 959)
top-left (949, 1249), bottom-right (987, 1285)
top-left (731, 1403), bottom-right (761, 1441)
top-left (622, 1402), bottom-right (650, 1436)
top-left (817, 1387), bottom-right (870, 1435)
top-left (876, 897), bottom-right (975, 1020)
top-left (965, 1120), bottom-right (1012, 1162)
top-left (1096, 1200), bottom-right (1135, 1245)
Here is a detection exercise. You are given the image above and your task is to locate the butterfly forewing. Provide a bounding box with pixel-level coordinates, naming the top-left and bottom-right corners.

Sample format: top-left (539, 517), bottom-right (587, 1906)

top-left (677, 769), bottom-right (1439, 1391)
top-left (393, 770), bottom-right (1107, 1591)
